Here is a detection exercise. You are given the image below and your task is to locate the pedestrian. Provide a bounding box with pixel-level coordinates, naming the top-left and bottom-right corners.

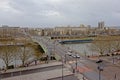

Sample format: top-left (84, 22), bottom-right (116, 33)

top-left (73, 68), bottom-right (75, 73)
top-left (3, 66), bottom-right (6, 72)
top-left (114, 73), bottom-right (117, 80)
top-left (83, 76), bottom-right (86, 80)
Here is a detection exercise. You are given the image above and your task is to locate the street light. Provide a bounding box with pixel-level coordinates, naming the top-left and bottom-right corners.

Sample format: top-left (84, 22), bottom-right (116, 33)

top-left (114, 73), bottom-right (117, 80)
top-left (111, 52), bottom-right (115, 64)
top-left (0, 69), bottom-right (1, 80)
top-left (96, 60), bottom-right (103, 80)
top-left (61, 56), bottom-right (64, 80)
top-left (98, 65), bottom-right (103, 80)
top-left (69, 52), bottom-right (80, 73)
top-left (75, 53), bottom-right (80, 73)
top-left (75, 54), bottom-right (78, 72)
top-left (64, 54), bottom-right (67, 64)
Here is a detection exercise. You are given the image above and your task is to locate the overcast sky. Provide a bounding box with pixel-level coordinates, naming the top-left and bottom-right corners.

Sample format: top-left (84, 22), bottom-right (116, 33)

top-left (0, 0), bottom-right (120, 28)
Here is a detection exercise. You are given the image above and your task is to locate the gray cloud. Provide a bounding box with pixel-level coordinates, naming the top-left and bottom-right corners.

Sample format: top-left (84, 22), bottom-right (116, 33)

top-left (0, 0), bottom-right (120, 27)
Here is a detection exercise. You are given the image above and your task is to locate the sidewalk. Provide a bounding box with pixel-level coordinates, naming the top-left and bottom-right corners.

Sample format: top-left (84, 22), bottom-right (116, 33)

top-left (1, 61), bottom-right (62, 74)
top-left (64, 62), bottom-right (89, 80)
top-left (75, 74), bottom-right (88, 80)
top-left (1, 68), bottom-right (73, 80)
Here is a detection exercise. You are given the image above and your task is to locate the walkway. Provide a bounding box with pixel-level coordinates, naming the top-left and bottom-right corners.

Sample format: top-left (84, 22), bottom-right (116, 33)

top-left (1, 68), bottom-right (72, 80)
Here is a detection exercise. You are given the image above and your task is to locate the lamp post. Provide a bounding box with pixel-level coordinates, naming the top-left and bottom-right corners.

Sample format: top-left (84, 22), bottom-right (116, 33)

top-left (19, 70), bottom-right (22, 80)
top-left (96, 60), bottom-right (103, 80)
top-left (111, 50), bottom-right (115, 64)
top-left (98, 65), bottom-right (103, 80)
top-left (112, 53), bottom-right (115, 64)
top-left (61, 56), bottom-right (64, 80)
top-left (65, 54), bottom-right (67, 64)
top-left (114, 73), bottom-right (117, 80)
top-left (75, 55), bottom-right (78, 72)
top-left (0, 69), bottom-right (1, 80)
top-left (75, 53), bottom-right (79, 73)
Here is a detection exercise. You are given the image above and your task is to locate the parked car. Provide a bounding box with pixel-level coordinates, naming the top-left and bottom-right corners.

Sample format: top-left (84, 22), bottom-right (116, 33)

top-left (96, 59), bottom-right (103, 63)
top-left (72, 54), bottom-right (76, 58)
top-left (66, 52), bottom-right (72, 56)
top-left (76, 54), bottom-right (80, 58)
top-left (68, 49), bottom-right (72, 53)
top-left (72, 54), bottom-right (80, 58)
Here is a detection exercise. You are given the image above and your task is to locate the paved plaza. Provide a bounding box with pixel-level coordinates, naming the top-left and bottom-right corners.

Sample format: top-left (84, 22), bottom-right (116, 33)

top-left (1, 62), bottom-right (86, 80)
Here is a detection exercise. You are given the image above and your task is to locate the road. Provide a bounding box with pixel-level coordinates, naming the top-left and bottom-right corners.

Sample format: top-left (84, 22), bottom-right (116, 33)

top-left (48, 74), bottom-right (79, 80)
top-left (33, 36), bottom-right (107, 80)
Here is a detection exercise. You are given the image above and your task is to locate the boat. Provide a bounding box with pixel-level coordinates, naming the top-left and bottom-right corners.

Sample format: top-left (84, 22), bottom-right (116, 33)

top-left (59, 39), bottom-right (93, 44)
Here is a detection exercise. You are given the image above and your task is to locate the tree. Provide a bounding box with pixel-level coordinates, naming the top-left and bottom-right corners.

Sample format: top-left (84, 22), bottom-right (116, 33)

top-left (90, 36), bottom-right (120, 57)
top-left (112, 37), bottom-right (120, 52)
top-left (105, 36), bottom-right (114, 55)
top-left (89, 36), bottom-right (108, 56)
top-left (17, 44), bottom-right (34, 67)
top-left (0, 45), bottom-right (16, 69)
top-left (16, 41), bottom-right (44, 67)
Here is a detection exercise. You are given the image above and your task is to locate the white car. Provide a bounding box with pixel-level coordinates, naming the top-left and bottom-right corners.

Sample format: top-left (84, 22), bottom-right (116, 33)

top-left (76, 54), bottom-right (80, 58)
top-left (66, 52), bottom-right (72, 56)
top-left (72, 54), bottom-right (76, 58)
top-left (68, 49), bottom-right (72, 53)
top-left (72, 54), bottom-right (80, 58)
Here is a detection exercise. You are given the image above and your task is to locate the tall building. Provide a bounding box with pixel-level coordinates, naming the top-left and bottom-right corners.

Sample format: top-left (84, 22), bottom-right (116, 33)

top-left (98, 21), bottom-right (105, 29)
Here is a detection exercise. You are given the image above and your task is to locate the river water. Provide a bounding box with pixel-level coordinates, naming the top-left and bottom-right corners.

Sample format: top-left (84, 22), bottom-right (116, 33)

top-left (63, 43), bottom-right (98, 56)
top-left (0, 59), bottom-right (22, 69)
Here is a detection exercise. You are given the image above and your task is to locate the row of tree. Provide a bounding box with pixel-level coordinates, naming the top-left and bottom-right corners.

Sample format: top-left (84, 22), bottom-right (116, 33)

top-left (0, 41), bottom-right (44, 69)
top-left (90, 36), bottom-right (120, 56)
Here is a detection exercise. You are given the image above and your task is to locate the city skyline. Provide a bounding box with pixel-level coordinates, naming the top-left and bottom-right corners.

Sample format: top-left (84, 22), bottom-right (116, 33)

top-left (0, 0), bottom-right (120, 27)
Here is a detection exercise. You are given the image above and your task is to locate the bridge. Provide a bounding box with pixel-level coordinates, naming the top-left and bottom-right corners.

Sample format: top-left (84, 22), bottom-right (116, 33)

top-left (31, 36), bottom-right (55, 60)
top-left (32, 37), bottom-right (48, 54)
top-left (32, 36), bottom-right (77, 61)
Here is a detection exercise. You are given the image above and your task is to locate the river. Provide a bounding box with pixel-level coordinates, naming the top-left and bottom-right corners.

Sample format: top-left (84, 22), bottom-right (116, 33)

top-left (63, 43), bottom-right (98, 56)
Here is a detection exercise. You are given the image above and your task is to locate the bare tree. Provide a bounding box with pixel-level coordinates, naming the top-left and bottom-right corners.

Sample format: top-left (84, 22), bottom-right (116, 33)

top-left (0, 46), bottom-right (16, 69)
top-left (112, 41), bottom-right (120, 52)
top-left (89, 36), bottom-right (108, 56)
top-left (105, 36), bottom-right (114, 55)
top-left (17, 44), bottom-right (34, 67)
top-left (106, 36), bottom-right (120, 52)
top-left (90, 36), bottom-right (120, 57)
